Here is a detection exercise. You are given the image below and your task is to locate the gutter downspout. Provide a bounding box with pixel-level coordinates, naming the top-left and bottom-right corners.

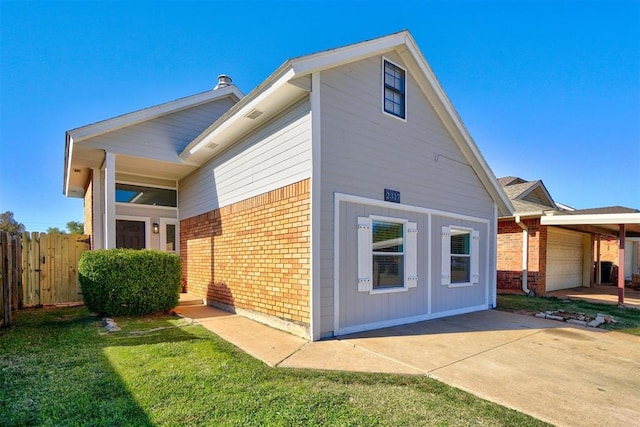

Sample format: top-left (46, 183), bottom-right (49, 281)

top-left (515, 216), bottom-right (532, 295)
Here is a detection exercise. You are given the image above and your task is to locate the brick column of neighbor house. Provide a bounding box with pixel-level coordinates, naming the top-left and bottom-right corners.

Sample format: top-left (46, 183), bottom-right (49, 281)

top-left (535, 224), bottom-right (548, 294)
top-left (180, 179), bottom-right (311, 326)
top-left (497, 218), bottom-right (547, 295)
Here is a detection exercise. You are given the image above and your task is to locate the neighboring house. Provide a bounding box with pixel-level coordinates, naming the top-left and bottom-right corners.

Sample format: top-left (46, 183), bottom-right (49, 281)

top-left (64, 31), bottom-right (514, 341)
top-left (497, 177), bottom-right (640, 297)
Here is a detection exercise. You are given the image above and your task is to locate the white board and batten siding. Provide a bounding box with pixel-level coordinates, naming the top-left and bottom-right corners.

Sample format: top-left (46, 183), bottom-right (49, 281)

top-left (319, 52), bottom-right (497, 336)
top-left (179, 98), bottom-right (312, 220)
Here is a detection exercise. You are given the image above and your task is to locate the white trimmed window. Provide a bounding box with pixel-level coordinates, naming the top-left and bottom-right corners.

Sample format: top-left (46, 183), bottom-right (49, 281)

top-left (383, 59), bottom-right (406, 119)
top-left (441, 226), bottom-right (479, 286)
top-left (358, 216), bottom-right (417, 293)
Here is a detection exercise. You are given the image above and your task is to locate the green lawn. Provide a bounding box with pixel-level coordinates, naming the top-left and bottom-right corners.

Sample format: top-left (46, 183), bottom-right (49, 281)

top-left (497, 294), bottom-right (640, 336)
top-left (0, 306), bottom-right (547, 426)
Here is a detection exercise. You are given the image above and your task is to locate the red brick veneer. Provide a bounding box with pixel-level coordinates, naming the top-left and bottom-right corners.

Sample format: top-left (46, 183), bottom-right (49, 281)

top-left (497, 218), bottom-right (547, 295)
top-left (180, 179), bottom-right (310, 325)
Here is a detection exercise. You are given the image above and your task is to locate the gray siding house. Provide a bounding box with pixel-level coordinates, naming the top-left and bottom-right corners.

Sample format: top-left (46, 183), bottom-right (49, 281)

top-left (64, 31), bottom-right (513, 340)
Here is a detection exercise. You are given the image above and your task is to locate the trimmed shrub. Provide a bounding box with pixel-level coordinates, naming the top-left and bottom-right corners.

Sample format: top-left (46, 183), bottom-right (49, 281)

top-left (78, 249), bottom-right (181, 316)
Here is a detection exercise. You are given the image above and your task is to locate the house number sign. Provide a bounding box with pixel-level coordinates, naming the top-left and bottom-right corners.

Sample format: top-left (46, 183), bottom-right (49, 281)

top-left (384, 189), bottom-right (401, 203)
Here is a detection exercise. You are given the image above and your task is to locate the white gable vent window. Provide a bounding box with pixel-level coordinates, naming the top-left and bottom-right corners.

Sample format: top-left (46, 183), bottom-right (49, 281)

top-left (382, 59), bottom-right (406, 120)
top-left (357, 216), bottom-right (417, 293)
top-left (441, 226), bottom-right (479, 287)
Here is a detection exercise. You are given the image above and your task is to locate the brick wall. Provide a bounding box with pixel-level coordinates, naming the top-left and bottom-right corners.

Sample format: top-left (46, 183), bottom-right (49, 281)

top-left (497, 217), bottom-right (547, 294)
top-left (83, 172), bottom-right (93, 249)
top-left (180, 179), bottom-right (311, 326)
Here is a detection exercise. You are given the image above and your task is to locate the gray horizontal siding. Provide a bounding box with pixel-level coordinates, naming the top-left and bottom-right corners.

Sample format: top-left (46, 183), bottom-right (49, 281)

top-left (319, 52), bottom-right (496, 335)
top-left (430, 215), bottom-right (489, 314)
top-left (179, 98), bottom-right (312, 219)
top-left (338, 201), bottom-right (428, 330)
top-left (81, 97), bottom-right (237, 163)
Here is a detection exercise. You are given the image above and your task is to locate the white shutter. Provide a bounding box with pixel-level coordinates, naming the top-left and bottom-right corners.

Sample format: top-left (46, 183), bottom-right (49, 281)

top-left (441, 226), bottom-right (451, 285)
top-left (471, 230), bottom-right (480, 284)
top-left (357, 217), bottom-right (372, 292)
top-left (405, 222), bottom-right (418, 288)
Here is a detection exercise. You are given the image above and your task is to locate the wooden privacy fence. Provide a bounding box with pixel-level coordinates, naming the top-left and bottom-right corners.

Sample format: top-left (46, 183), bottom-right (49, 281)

top-left (0, 231), bottom-right (90, 328)
top-left (22, 232), bottom-right (90, 307)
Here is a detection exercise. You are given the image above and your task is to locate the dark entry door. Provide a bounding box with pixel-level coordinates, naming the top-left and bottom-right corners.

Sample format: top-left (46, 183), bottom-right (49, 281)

top-left (116, 220), bottom-right (146, 249)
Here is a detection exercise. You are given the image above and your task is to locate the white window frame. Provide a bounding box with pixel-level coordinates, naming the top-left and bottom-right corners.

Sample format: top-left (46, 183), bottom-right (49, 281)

top-left (358, 215), bottom-right (417, 294)
top-left (441, 225), bottom-right (480, 288)
top-left (159, 217), bottom-right (180, 253)
top-left (115, 181), bottom-right (178, 209)
top-left (382, 57), bottom-right (407, 122)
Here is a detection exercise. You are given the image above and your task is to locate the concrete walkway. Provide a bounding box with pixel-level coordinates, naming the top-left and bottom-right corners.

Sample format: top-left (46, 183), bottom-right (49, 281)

top-left (174, 304), bottom-right (640, 427)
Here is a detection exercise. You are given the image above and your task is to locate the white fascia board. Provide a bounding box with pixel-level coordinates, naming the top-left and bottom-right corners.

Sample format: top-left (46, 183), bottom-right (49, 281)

top-left (499, 211), bottom-right (544, 220)
top-left (63, 134), bottom-right (74, 196)
top-left (403, 34), bottom-right (514, 217)
top-left (541, 213), bottom-right (640, 226)
top-left (68, 86), bottom-right (243, 143)
top-left (184, 68), bottom-right (297, 158)
top-left (290, 32), bottom-right (407, 75)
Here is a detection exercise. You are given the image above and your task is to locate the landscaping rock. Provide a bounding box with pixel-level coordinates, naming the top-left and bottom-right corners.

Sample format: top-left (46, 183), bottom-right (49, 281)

top-left (588, 316), bottom-right (605, 328)
top-left (103, 318), bottom-right (121, 333)
top-left (530, 310), bottom-right (616, 329)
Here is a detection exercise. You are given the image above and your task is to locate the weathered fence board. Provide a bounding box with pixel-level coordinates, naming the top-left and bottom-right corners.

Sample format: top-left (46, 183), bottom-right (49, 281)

top-left (1, 231), bottom-right (23, 327)
top-left (1, 231), bottom-right (11, 327)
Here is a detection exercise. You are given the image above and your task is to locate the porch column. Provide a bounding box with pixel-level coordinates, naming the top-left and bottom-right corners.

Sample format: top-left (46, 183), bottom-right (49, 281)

top-left (91, 167), bottom-right (104, 249)
top-left (618, 224), bottom-right (626, 305)
top-left (104, 152), bottom-right (116, 249)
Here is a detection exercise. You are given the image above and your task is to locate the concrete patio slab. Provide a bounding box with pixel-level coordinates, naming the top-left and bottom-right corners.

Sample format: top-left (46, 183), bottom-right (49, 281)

top-left (279, 339), bottom-right (423, 375)
top-left (430, 326), bottom-right (640, 427)
top-left (175, 304), bottom-right (306, 367)
top-left (547, 285), bottom-right (640, 309)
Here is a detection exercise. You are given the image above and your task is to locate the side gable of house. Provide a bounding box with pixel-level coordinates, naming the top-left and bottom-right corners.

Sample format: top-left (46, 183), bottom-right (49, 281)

top-left (499, 178), bottom-right (557, 216)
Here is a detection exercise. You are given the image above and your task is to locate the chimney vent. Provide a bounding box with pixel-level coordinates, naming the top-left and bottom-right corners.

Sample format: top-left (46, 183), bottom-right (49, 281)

top-left (214, 74), bottom-right (232, 90)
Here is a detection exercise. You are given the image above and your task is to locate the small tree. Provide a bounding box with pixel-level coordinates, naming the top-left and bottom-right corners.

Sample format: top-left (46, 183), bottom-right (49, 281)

top-left (0, 211), bottom-right (26, 235)
top-left (46, 226), bottom-right (64, 234)
top-left (66, 221), bottom-right (84, 234)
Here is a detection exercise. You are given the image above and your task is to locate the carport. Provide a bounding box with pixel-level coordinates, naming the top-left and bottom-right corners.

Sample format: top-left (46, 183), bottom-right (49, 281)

top-left (541, 212), bottom-right (640, 304)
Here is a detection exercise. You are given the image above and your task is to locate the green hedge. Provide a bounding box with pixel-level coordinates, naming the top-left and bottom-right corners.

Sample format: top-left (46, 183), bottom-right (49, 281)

top-left (78, 249), bottom-right (181, 316)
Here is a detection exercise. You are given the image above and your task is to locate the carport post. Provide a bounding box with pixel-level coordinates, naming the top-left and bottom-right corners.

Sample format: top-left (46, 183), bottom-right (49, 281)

top-left (596, 236), bottom-right (601, 285)
top-left (618, 224), bottom-right (625, 305)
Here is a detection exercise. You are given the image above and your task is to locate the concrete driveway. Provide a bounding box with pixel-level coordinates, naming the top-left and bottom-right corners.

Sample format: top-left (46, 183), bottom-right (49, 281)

top-left (176, 305), bottom-right (640, 427)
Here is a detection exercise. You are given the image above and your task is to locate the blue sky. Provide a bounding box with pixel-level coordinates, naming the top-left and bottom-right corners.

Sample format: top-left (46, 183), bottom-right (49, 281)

top-left (1, 0), bottom-right (639, 231)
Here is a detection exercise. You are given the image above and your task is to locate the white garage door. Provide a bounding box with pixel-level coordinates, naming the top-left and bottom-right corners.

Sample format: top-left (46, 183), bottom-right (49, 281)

top-left (547, 228), bottom-right (585, 291)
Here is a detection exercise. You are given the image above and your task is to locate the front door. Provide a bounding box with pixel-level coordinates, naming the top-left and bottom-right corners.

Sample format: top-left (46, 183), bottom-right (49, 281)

top-left (116, 220), bottom-right (146, 249)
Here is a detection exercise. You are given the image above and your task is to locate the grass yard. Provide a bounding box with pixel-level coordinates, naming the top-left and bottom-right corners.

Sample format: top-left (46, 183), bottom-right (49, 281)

top-left (0, 306), bottom-right (548, 426)
top-left (497, 294), bottom-right (640, 336)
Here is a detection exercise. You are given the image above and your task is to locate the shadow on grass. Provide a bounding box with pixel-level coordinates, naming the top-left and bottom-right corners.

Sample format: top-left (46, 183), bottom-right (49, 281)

top-left (0, 306), bottom-right (203, 426)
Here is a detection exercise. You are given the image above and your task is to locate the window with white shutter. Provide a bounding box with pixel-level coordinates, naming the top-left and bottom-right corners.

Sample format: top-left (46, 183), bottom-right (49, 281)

top-left (442, 226), bottom-right (480, 287)
top-left (357, 216), bottom-right (418, 293)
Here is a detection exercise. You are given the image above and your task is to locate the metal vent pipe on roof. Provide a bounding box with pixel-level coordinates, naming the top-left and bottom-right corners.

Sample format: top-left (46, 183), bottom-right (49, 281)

top-left (214, 74), bottom-right (232, 90)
